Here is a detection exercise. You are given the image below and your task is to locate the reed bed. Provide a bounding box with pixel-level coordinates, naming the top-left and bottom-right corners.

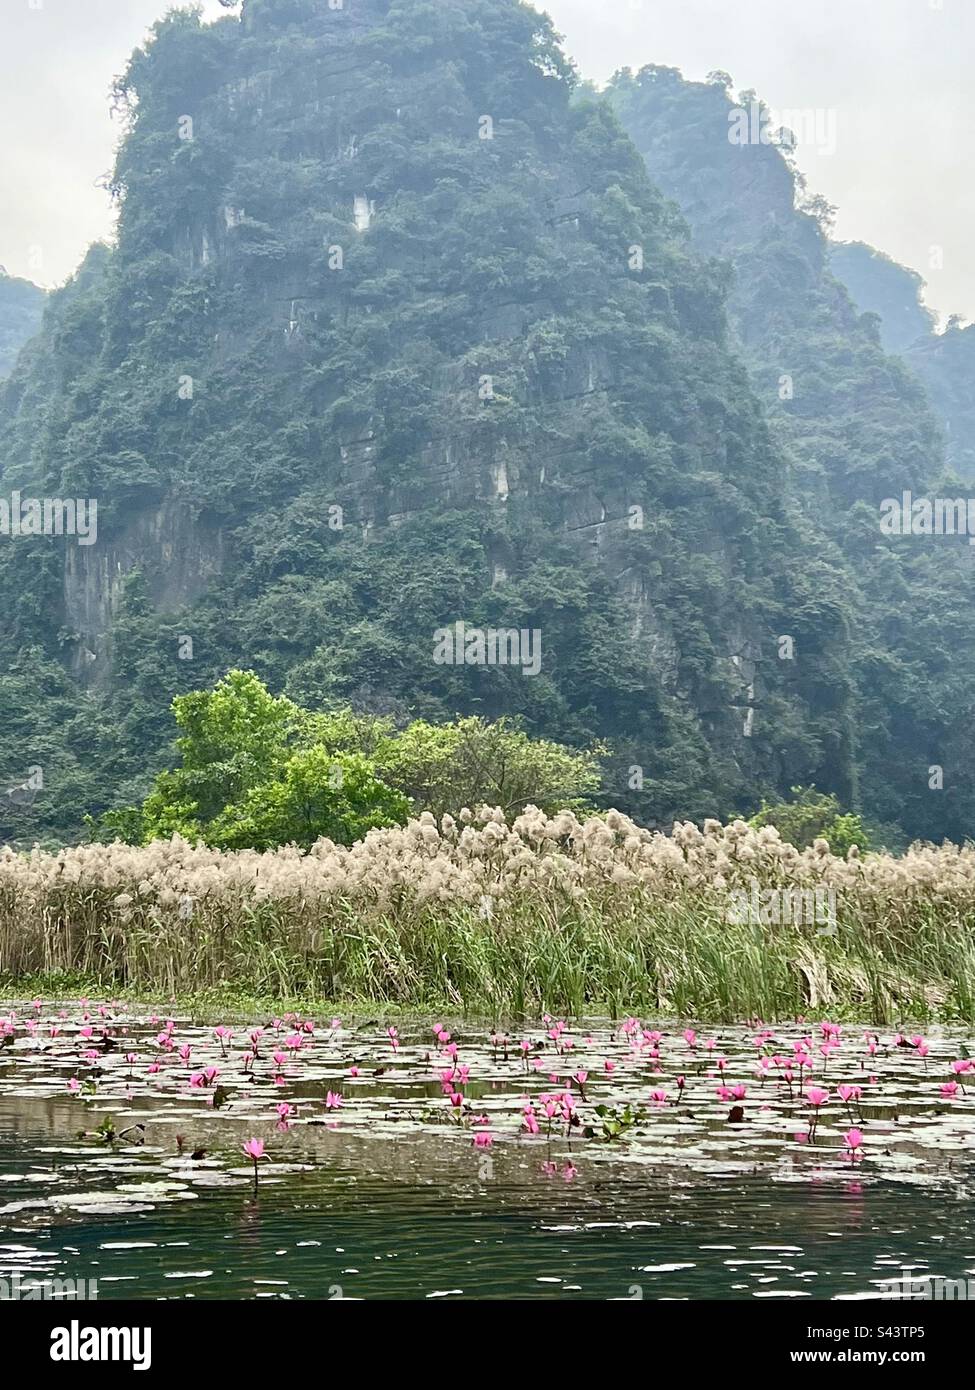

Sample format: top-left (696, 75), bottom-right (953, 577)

top-left (1, 808), bottom-right (973, 1021)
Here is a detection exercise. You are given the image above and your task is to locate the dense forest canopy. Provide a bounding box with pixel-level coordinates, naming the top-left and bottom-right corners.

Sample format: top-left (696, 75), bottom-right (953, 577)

top-left (0, 0), bottom-right (973, 849)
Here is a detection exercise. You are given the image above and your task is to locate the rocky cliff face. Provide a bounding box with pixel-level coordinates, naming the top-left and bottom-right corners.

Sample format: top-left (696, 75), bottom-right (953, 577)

top-left (63, 501), bottom-right (225, 678)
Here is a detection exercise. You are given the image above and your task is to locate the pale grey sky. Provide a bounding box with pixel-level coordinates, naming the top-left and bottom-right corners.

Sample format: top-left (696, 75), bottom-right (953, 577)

top-left (0, 0), bottom-right (971, 323)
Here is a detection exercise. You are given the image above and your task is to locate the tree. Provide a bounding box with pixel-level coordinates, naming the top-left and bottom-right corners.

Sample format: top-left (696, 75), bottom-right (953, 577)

top-left (100, 673), bottom-right (600, 848)
top-left (205, 747), bottom-right (408, 851)
top-left (750, 786), bottom-right (870, 856)
top-left (373, 715), bottom-right (602, 818)
top-left (138, 669), bottom-right (302, 835)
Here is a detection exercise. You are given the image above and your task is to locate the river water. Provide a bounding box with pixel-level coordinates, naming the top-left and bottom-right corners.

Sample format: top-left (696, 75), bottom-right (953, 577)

top-left (0, 1005), bottom-right (973, 1300)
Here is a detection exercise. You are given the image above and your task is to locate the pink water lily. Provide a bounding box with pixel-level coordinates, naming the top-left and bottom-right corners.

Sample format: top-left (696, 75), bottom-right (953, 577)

top-left (804, 1085), bottom-right (830, 1141)
top-left (843, 1127), bottom-right (864, 1160)
top-left (243, 1137), bottom-right (266, 1188)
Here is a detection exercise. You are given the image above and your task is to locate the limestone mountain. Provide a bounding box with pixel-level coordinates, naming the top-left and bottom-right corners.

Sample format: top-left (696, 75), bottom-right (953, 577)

top-left (0, 0), bottom-right (850, 845)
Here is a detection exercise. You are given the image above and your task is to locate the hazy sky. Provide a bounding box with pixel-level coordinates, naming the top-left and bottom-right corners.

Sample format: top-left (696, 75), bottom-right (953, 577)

top-left (1, 0), bottom-right (971, 323)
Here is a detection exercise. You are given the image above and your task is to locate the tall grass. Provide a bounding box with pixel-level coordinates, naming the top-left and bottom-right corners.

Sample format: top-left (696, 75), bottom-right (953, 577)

top-left (1, 808), bottom-right (973, 1021)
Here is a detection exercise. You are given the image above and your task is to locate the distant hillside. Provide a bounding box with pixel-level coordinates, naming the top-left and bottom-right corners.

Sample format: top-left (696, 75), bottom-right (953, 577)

top-left (829, 241), bottom-right (936, 354)
top-left (905, 321), bottom-right (975, 481)
top-left (0, 270), bottom-right (45, 377)
top-left (610, 65), bottom-right (975, 842)
top-left (830, 240), bottom-right (975, 481)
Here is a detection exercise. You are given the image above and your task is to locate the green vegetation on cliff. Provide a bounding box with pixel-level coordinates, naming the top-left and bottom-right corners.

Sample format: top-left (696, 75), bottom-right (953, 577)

top-left (0, 0), bottom-right (845, 846)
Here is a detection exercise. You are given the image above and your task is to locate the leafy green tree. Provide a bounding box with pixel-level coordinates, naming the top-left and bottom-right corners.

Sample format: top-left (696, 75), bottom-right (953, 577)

top-left (127, 670), bottom-right (407, 848)
top-left (102, 672), bottom-right (599, 847)
top-left (750, 786), bottom-right (870, 856)
top-left (205, 747), bottom-right (408, 850)
top-left (374, 715), bottom-right (603, 818)
top-left (138, 669), bottom-right (302, 837)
